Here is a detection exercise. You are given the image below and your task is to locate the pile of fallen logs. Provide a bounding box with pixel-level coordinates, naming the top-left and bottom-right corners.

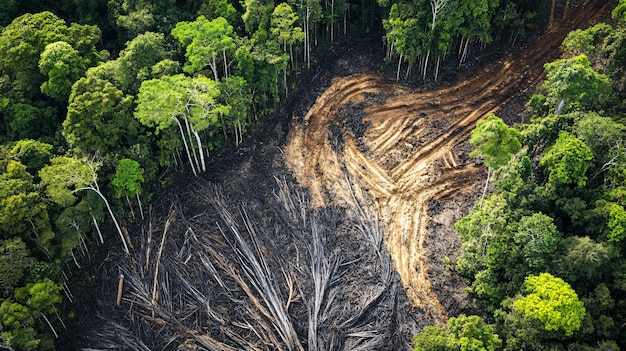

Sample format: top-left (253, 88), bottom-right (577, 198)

top-left (91, 176), bottom-right (423, 350)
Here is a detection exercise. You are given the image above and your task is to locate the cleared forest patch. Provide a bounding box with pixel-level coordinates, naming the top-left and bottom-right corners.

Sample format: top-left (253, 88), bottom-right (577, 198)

top-left (285, 0), bottom-right (610, 324)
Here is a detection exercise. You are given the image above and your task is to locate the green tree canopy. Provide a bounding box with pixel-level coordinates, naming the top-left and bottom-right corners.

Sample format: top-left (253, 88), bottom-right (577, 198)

top-left (540, 131), bottom-right (593, 188)
top-left (0, 237), bottom-right (34, 295)
top-left (112, 158), bottom-right (144, 199)
top-left (412, 314), bottom-right (501, 351)
top-left (542, 54), bottom-right (613, 111)
top-left (469, 114), bottom-right (522, 170)
top-left (39, 41), bottom-right (86, 102)
top-left (63, 76), bottom-right (137, 155)
top-left (39, 156), bottom-right (94, 207)
top-left (513, 213), bottom-right (562, 272)
top-left (172, 16), bottom-right (237, 80)
top-left (135, 74), bottom-right (229, 174)
top-left (513, 273), bottom-right (586, 336)
top-left (0, 11), bottom-right (101, 101)
top-left (10, 139), bottom-right (54, 174)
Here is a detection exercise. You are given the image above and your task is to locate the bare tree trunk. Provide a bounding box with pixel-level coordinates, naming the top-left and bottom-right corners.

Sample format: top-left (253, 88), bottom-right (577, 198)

top-left (223, 50), bottom-right (229, 78)
top-left (423, 49), bottom-right (431, 81)
top-left (92, 215), bottom-right (104, 244)
top-left (172, 117), bottom-right (198, 176)
top-left (479, 165), bottom-right (491, 208)
top-left (192, 129), bottom-right (207, 172)
top-left (396, 53), bottom-right (403, 81)
top-left (40, 313), bottom-right (58, 338)
top-left (330, 0), bottom-right (335, 43)
top-left (182, 116), bottom-right (201, 173)
top-left (125, 194), bottom-right (135, 219)
top-left (211, 56), bottom-right (219, 81)
top-left (136, 193), bottom-right (144, 220)
top-left (434, 53), bottom-right (441, 81)
top-left (97, 189), bottom-right (129, 253)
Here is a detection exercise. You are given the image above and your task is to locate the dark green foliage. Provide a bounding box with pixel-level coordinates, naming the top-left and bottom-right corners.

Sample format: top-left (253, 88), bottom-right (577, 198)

top-left (0, 12), bottom-right (102, 102)
top-left (540, 131), bottom-right (593, 189)
top-left (39, 41), bottom-right (87, 102)
top-left (0, 238), bottom-right (34, 295)
top-left (63, 76), bottom-right (137, 156)
top-left (382, 0), bottom-right (544, 81)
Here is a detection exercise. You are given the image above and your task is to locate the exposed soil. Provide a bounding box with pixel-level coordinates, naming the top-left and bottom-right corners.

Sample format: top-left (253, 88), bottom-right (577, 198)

top-left (80, 0), bottom-right (612, 349)
top-left (284, 0), bottom-right (611, 324)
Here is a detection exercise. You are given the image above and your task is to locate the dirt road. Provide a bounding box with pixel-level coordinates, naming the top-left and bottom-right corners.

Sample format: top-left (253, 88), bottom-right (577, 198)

top-left (284, 0), bottom-right (610, 324)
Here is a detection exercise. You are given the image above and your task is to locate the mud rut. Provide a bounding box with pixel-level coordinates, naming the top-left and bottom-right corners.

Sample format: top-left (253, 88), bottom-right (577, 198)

top-left (284, 0), bottom-right (610, 324)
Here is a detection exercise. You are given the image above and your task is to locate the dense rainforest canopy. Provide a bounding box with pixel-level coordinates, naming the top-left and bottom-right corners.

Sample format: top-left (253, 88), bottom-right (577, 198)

top-left (0, 0), bottom-right (625, 349)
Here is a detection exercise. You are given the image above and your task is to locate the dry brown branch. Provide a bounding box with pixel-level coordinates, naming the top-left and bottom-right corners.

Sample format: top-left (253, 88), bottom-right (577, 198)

top-left (116, 274), bottom-right (124, 306)
top-left (151, 207), bottom-right (175, 309)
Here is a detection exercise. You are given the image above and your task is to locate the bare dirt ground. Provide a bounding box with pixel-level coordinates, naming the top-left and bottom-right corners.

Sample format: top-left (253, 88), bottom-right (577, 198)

top-left (284, 0), bottom-right (611, 324)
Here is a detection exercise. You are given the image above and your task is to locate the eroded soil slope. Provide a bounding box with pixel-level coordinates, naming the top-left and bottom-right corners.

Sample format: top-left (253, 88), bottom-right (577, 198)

top-left (285, 0), bottom-right (611, 324)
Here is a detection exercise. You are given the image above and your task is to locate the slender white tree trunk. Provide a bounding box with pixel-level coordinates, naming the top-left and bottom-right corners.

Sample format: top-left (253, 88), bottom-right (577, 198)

top-left (330, 0), bottom-right (335, 43)
top-left (211, 55), bottom-right (219, 81)
top-left (92, 215), bottom-right (104, 244)
top-left (192, 129), bottom-right (207, 172)
top-left (435, 53), bottom-right (441, 81)
top-left (223, 50), bottom-right (228, 78)
top-left (396, 53), bottom-right (403, 81)
top-left (41, 313), bottom-right (58, 338)
top-left (423, 49), bottom-right (431, 81)
top-left (136, 193), bottom-right (144, 220)
top-left (479, 165), bottom-right (491, 208)
top-left (182, 115), bottom-right (201, 172)
top-left (172, 116), bottom-right (198, 176)
top-left (125, 194), bottom-right (135, 219)
top-left (87, 185), bottom-right (130, 254)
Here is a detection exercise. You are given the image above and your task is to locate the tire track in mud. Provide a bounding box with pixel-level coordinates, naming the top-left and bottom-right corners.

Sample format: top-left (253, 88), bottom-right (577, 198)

top-left (284, 0), bottom-right (609, 324)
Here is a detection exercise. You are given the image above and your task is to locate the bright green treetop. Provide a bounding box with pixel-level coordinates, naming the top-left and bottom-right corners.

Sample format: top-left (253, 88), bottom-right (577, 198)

top-left (39, 156), bottom-right (95, 207)
top-left (513, 213), bottom-right (562, 272)
top-left (112, 158), bottom-right (144, 199)
top-left (171, 16), bottom-right (236, 80)
top-left (469, 114), bottom-right (522, 169)
top-left (513, 273), bottom-right (586, 336)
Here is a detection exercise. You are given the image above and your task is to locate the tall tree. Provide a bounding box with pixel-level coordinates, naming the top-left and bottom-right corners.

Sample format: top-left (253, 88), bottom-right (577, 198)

top-left (271, 3), bottom-right (304, 95)
top-left (135, 74), bottom-right (230, 175)
top-left (469, 114), bottom-right (522, 203)
top-left (112, 158), bottom-right (145, 219)
top-left (172, 16), bottom-right (237, 81)
top-left (542, 54), bottom-right (613, 112)
top-left (39, 156), bottom-right (130, 254)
